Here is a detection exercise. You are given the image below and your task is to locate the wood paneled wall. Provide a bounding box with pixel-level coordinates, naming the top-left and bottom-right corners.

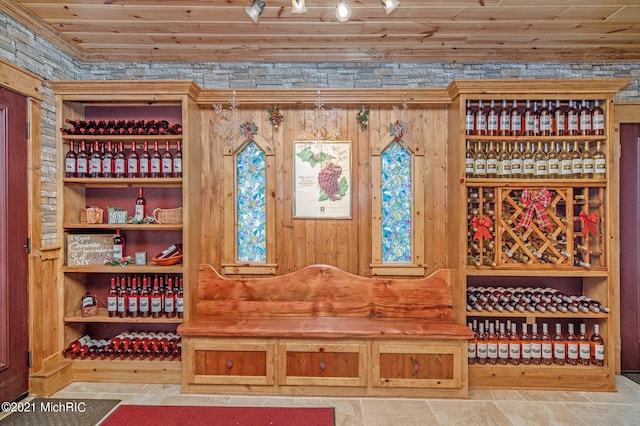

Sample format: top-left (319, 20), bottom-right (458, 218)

top-left (200, 101), bottom-right (449, 277)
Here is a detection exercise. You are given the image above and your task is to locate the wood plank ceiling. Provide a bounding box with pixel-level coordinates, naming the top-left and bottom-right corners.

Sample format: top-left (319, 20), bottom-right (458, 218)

top-left (2, 0), bottom-right (639, 62)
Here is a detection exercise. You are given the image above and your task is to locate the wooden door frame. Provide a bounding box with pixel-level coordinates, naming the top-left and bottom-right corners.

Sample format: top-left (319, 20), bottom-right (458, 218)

top-left (613, 103), bottom-right (640, 374)
top-left (0, 59), bottom-right (44, 383)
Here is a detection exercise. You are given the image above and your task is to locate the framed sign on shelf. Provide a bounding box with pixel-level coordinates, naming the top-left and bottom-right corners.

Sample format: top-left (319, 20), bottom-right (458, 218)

top-left (293, 140), bottom-right (352, 219)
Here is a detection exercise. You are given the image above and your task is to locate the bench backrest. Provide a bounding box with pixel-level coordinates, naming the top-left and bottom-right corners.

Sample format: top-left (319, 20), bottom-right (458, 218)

top-left (196, 264), bottom-right (453, 319)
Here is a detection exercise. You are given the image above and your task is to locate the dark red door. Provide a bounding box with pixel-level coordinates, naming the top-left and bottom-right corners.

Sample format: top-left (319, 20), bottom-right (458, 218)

top-left (620, 123), bottom-right (640, 371)
top-left (0, 86), bottom-right (30, 402)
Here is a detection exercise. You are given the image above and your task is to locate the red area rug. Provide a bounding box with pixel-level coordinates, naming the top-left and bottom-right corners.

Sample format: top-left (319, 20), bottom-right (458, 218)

top-left (100, 404), bottom-right (335, 426)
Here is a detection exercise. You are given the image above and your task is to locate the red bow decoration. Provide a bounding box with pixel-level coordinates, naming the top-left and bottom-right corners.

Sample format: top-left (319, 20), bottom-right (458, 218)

top-left (580, 211), bottom-right (599, 238)
top-left (518, 187), bottom-right (552, 229)
top-left (472, 216), bottom-right (493, 241)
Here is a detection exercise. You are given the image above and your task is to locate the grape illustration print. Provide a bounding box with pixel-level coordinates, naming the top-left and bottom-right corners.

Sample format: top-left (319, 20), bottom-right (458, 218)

top-left (294, 141), bottom-right (351, 218)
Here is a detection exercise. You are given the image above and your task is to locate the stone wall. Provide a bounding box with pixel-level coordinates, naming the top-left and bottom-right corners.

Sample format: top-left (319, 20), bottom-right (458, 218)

top-left (1, 11), bottom-right (639, 247)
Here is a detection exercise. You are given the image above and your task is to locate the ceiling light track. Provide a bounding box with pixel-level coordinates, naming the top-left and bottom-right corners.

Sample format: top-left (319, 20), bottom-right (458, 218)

top-left (246, 1), bottom-right (400, 23)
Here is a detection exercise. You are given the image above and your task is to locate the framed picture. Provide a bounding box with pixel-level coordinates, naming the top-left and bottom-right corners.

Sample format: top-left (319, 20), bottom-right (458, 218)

top-left (293, 140), bottom-right (352, 219)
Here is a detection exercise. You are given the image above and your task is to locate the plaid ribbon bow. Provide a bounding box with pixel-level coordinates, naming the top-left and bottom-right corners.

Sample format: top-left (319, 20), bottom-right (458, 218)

top-left (579, 211), bottom-right (599, 238)
top-left (472, 216), bottom-right (493, 241)
top-left (518, 187), bottom-right (552, 229)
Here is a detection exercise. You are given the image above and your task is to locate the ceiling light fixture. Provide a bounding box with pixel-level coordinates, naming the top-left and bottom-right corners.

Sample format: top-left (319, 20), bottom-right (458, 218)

top-left (245, 0), bottom-right (266, 23)
top-left (381, 0), bottom-right (399, 15)
top-left (336, 1), bottom-right (352, 22)
top-left (291, 0), bottom-right (307, 14)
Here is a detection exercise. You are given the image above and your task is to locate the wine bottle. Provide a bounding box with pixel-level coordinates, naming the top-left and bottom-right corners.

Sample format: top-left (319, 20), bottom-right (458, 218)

top-left (590, 324), bottom-right (605, 366)
top-left (127, 141), bottom-right (139, 178)
top-left (164, 278), bottom-right (176, 318)
top-left (499, 99), bottom-right (511, 136)
top-left (139, 278), bottom-right (150, 318)
top-left (579, 100), bottom-right (592, 136)
top-left (465, 141), bottom-right (474, 177)
top-left (540, 323), bottom-right (553, 365)
top-left (65, 141), bottom-right (77, 178)
top-left (571, 140), bottom-right (583, 179)
top-left (510, 100), bottom-right (522, 136)
top-left (487, 100), bottom-right (499, 136)
top-left (522, 141), bottom-right (535, 179)
top-left (151, 277), bottom-right (162, 318)
top-left (534, 141), bottom-right (548, 178)
top-left (139, 141), bottom-right (151, 178)
top-left (113, 228), bottom-right (125, 260)
top-left (465, 100), bottom-right (475, 135)
top-left (475, 100), bottom-right (487, 136)
top-left (486, 141), bottom-right (498, 178)
top-left (547, 142), bottom-right (560, 179)
top-left (566, 323), bottom-right (579, 365)
top-left (486, 323), bottom-right (498, 365)
top-left (497, 323), bottom-right (509, 365)
top-left (552, 323), bottom-right (565, 365)
top-left (62, 335), bottom-right (92, 357)
top-left (162, 141), bottom-right (174, 178)
top-left (539, 100), bottom-right (552, 136)
top-left (176, 278), bottom-right (184, 319)
top-left (107, 277), bottom-right (117, 318)
top-left (134, 187), bottom-right (146, 222)
top-left (522, 100), bottom-right (536, 136)
top-left (467, 322), bottom-right (477, 365)
top-left (578, 323), bottom-right (591, 365)
top-left (591, 100), bottom-right (605, 136)
top-left (116, 277), bottom-right (127, 318)
top-left (89, 140), bottom-right (102, 178)
top-left (102, 141), bottom-right (115, 178)
top-left (476, 323), bottom-right (488, 365)
top-left (473, 141), bottom-right (487, 177)
top-left (150, 141), bottom-right (162, 178)
top-left (582, 140), bottom-right (594, 178)
top-left (173, 140), bottom-right (183, 178)
top-left (530, 323), bottom-right (541, 365)
top-left (508, 323), bottom-right (520, 365)
top-left (552, 99), bottom-right (566, 136)
top-left (510, 142), bottom-right (523, 178)
top-left (114, 141), bottom-right (126, 178)
top-left (593, 141), bottom-right (606, 179)
top-left (559, 141), bottom-right (572, 179)
top-left (77, 141), bottom-right (88, 178)
top-left (566, 100), bottom-right (579, 136)
top-left (519, 323), bottom-right (531, 365)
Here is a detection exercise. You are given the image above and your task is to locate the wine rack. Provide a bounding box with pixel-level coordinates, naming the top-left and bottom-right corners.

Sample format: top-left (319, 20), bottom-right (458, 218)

top-left (51, 80), bottom-right (202, 387)
top-left (448, 79), bottom-right (626, 391)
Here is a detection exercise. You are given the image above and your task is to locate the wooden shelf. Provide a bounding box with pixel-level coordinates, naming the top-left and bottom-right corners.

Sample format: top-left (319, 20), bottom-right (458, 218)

top-left (64, 223), bottom-right (183, 231)
top-left (63, 178), bottom-right (182, 188)
top-left (71, 358), bottom-right (182, 384)
top-left (64, 309), bottom-right (182, 323)
top-left (62, 264), bottom-right (183, 273)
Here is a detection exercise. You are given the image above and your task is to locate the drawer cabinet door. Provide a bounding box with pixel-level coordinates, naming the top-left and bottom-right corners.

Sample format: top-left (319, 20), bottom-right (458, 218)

top-left (372, 341), bottom-right (464, 389)
top-left (187, 338), bottom-right (275, 385)
top-left (279, 342), bottom-right (367, 387)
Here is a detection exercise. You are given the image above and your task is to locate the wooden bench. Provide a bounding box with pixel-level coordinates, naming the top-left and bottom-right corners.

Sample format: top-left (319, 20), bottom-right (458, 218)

top-left (178, 264), bottom-right (472, 398)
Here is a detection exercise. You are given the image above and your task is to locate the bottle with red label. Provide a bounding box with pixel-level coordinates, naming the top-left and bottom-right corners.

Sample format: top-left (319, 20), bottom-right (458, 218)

top-left (173, 140), bottom-right (183, 178)
top-left (65, 141), bottom-right (77, 178)
top-left (162, 141), bottom-right (174, 178)
top-left (134, 188), bottom-right (146, 222)
top-left (107, 278), bottom-right (117, 318)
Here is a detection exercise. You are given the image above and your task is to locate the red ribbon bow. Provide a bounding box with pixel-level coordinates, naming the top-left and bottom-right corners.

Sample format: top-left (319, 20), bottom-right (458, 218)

top-left (472, 216), bottom-right (493, 241)
top-left (579, 211), bottom-right (599, 238)
top-left (518, 187), bottom-right (552, 229)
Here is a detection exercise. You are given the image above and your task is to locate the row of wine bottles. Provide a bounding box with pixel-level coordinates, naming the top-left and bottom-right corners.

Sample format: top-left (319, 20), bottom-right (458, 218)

top-left (61, 119), bottom-right (183, 136)
top-left (62, 331), bottom-right (181, 361)
top-left (467, 319), bottom-right (605, 366)
top-left (466, 286), bottom-right (610, 314)
top-left (465, 140), bottom-right (606, 179)
top-left (65, 140), bottom-right (183, 179)
top-left (106, 273), bottom-right (184, 319)
top-left (465, 99), bottom-right (605, 137)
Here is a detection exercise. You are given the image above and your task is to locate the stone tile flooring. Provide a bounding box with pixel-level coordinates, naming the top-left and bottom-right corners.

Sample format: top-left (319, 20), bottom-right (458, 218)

top-left (30, 374), bottom-right (639, 425)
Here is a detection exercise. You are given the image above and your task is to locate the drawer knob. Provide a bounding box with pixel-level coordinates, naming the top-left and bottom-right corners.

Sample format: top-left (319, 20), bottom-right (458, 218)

top-left (319, 361), bottom-right (327, 371)
top-left (226, 359), bottom-right (234, 370)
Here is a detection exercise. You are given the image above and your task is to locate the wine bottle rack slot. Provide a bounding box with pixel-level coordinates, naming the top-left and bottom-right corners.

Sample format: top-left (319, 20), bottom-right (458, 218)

top-left (467, 185), bottom-right (605, 269)
top-left (62, 331), bottom-right (182, 361)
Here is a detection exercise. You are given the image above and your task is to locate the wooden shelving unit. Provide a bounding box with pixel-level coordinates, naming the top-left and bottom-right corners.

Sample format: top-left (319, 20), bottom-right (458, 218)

top-left (446, 79), bottom-right (628, 391)
top-left (48, 80), bottom-right (202, 386)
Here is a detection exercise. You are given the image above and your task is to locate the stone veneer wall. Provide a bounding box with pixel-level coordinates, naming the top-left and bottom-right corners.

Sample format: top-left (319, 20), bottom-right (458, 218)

top-left (1, 12), bottom-right (640, 247)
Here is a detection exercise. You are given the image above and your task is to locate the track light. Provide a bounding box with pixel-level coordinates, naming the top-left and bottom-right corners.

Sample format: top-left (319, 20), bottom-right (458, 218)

top-left (291, 0), bottom-right (307, 14)
top-left (245, 0), bottom-right (266, 23)
top-left (336, 1), bottom-right (352, 22)
top-left (381, 0), bottom-right (399, 15)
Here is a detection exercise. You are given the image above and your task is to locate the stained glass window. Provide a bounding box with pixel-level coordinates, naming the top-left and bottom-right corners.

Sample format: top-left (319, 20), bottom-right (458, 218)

top-left (381, 141), bottom-right (412, 262)
top-left (236, 141), bottom-right (266, 262)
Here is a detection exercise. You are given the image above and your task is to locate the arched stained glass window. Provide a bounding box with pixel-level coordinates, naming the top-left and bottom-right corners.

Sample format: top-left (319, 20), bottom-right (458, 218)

top-left (236, 141), bottom-right (266, 262)
top-left (381, 141), bottom-right (412, 262)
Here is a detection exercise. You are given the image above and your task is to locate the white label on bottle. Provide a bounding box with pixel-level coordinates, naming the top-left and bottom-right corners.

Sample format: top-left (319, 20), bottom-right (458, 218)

top-left (540, 116), bottom-right (552, 132)
top-left (487, 342), bottom-right (498, 359)
top-left (65, 158), bottom-right (76, 173)
top-left (535, 160), bottom-right (547, 176)
top-left (139, 297), bottom-right (149, 313)
top-left (561, 160), bottom-right (572, 175)
top-left (580, 114), bottom-right (592, 131)
top-left (113, 244), bottom-right (123, 260)
top-left (474, 159), bottom-right (486, 176)
top-left (568, 114), bottom-right (579, 131)
top-left (595, 344), bottom-right (605, 360)
top-left (476, 342), bottom-right (487, 359)
top-left (127, 158), bottom-right (137, 173)
top-left (173, 158), bottom-right (182, 174)
top-left (103, 159), bottom-right (113, 174)
top-left (541, 342), bottom-right (553, 359)
top-left (525, 115), bottom-right (536, 132)
top-left (521, 342), bottom-right (531, 359)
top-left (82, 296), bottom-right (95, 308)
top-left (488, 115), bottom-right (499, 131)
top-left (79, 335), bottom-right (91, 345)
top-left (468, 342), bottom-right (476, 358)
top-left (530, 342), bottom-right (541, 359)
top-left (164, 297), bottom-right (174, 313)
top-left (498, 342), bottom-right (509, 359)
top-left (128, 297), bottom-right (138, 313)
top-left (511, 159), bottom-right (522, 174)
top-left (548, 159), bottom-right (559, 174)
top-left (151, 297), bottom-right (162, 313)
top-left (497, 159), bottom-right (511, 176)
top-left (579, 342), bottom-right (591, 359)
top-left (77, 158), bottom-right (88, 174)
top-left (486, 159), bottom-right (498, 174)
top-left (162, 158), bottom-right (173, 173)
top-left (595, 159), bottom-right (606, 174)
top-left (583, 159), bottom-right (594, 173)
top-left (90, 158), bottom-right (101, 174)
top-left (134, 205), bottom-right (145, 221)
top-left (140, 159), bottom-right (150, 173)
top-left (107, 296), bottom-right (117, 312)
top-left (115, 158), bottom-right (125, 174)
top-left (523, 159), bottom-right (535, 173)
top-left (553, 342), bottom-right (565, 359)
top-left (117, 296), bottom-right (126, 312)
top-left (509, 342), bottom-right (520, 359)
top-left (593, 114), bottom-right (605, 131)
top-left (151, 158), bottom-right (161, 173)
top-left (512, 115), bottom-right (522, 131)
top-left (476, 115), bottom-right (487, 132)
top-left (500, 115), bottom-right (510, 132)
top-left (465, 114), bottom-right (474, 132)
top-left (465, 158), bottom-right (474, 175)
top-left (572, 159), bottom-right (583, 174)
top-left (176, 296), bottom-right (184, 313)
top-left (567, 342), bottom-right (579, 359)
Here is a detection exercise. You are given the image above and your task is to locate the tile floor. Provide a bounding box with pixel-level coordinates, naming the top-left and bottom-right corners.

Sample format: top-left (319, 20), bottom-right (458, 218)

top-left (47, 375), bottom-right (640, 425)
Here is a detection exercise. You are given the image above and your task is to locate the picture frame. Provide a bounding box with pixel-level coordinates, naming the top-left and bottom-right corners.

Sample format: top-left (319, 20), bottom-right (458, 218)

top-left (293, 140), bottom-right (352, 219)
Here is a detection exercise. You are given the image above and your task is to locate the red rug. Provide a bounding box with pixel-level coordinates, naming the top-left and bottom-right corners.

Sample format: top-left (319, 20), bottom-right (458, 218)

top-left (100, 405), bottom-right (335, 426)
